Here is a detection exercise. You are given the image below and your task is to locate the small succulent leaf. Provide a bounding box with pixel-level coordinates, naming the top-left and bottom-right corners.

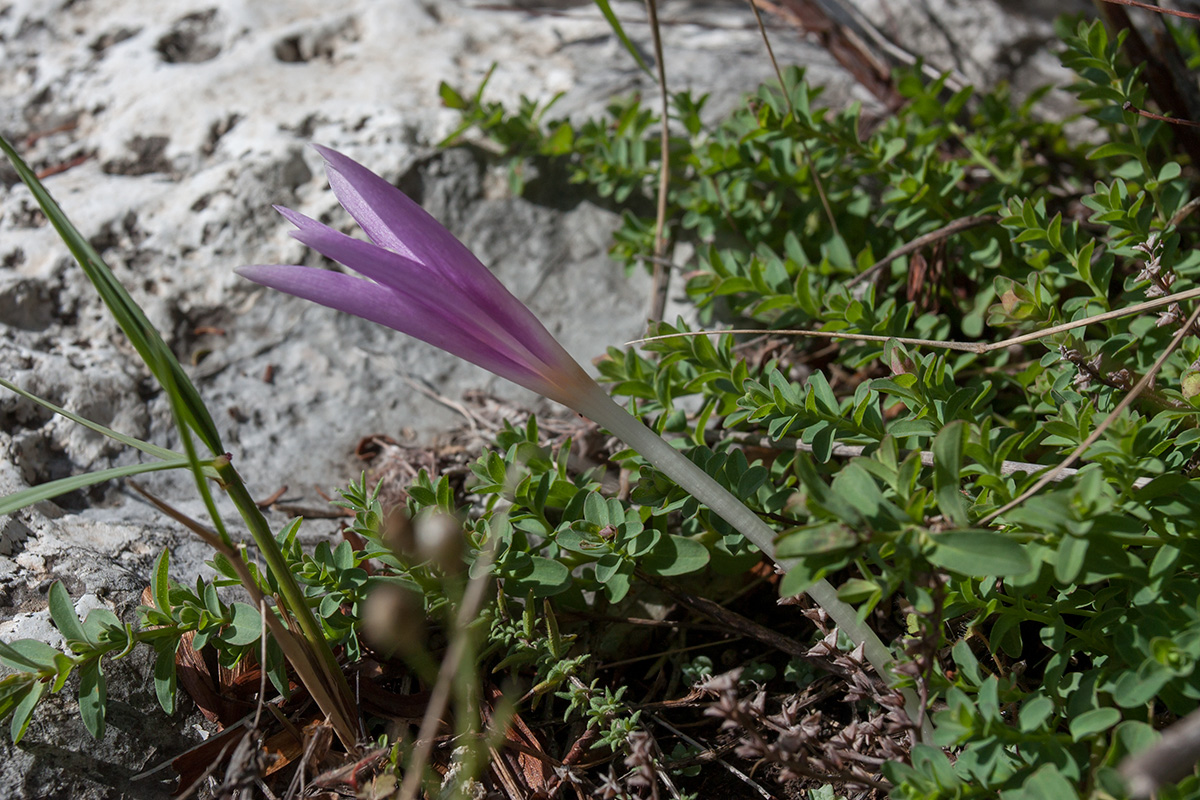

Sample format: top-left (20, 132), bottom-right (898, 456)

top-left (47, 582), bottom-right (88, 646)
top-left (77, 660), bottom-right (107, 740)
top-left (9, 679), bottom-right (45, 744)
top-left (926, 530), bottom-right (1031, 577)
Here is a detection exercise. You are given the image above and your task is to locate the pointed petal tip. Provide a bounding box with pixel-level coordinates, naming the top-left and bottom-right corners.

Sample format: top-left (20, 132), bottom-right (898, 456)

top-left (274, 205), bottom-right (316, 231)
top-left (310, 143), bottom-right (356, 176)
top-left (235, 264), bottom-right (309, 284)
top-left (233, 264), bottom-right (273, 282)
top-left (310, 143), bottom-right (337, 160)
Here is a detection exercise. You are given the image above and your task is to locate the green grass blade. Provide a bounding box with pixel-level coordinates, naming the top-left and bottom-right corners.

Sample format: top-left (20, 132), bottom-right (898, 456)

top-left (0, 377), bottom-right (184, 463)
top-left (591, 0), bottom-right (654, 77)
top-left (0, 459), bottom-right (197, 517)
top-left (0, 135), bottom-right (224, 456)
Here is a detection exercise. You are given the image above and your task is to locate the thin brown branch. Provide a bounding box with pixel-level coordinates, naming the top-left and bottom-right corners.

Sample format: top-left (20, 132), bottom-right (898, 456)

top-left (646, 713), bottom-right (777, 800)
top-left (1169, 195), bottom-right (1200, 228)
top-left (1098, 0), bottom-right (1200, 21)
top-left (980, 301), bottom-right (1200, 525)
top-left (627, 285), bottom-right (1200, 352)
top-left (1100, 2), bottom-right (1200, 165)
top-left (845, 215), bottom-right (998, 288)
top-left (747, 0), bottom-right (840, 240)
top-left (646, 0), bottom-right (672, 324)
top-left (1123, 101), bottom-right (1200, 128)
top-left (1121, 705), bottom-right (1200, 798)
top-left (639, 570), bottom-right (849, 677)
top-left (398, 538), bottom-right (498, 800)
top-left (723, 432), bottom-right (1153, 488)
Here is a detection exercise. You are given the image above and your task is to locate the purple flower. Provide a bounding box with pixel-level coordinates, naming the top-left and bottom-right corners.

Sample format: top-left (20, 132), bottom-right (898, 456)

top-left (236, 145), bottom-right (595, 407)
top-left (237, 148), bottom-right (925, 737)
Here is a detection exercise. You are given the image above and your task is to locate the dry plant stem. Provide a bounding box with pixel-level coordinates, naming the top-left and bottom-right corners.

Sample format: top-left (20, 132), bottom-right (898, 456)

top-left (1170, 196), bottom-right (1200, 228)
top-left (645, 0), bottom-right (672, 324)
top-left (845, 215), bottom-right (998, 289)
top-left (726, 433), bottom-right (1153, 488)
top-left (1124, 101), bottom-right (1200, 129)
top-left (1098, 0), bottom-right (1200, 22)
top-left (398, 542), bottom-right (498, 800)
top-left (629, 285), bottom-right (1200, 351)
top-left (747, 0), bottom-right (840, 241)
top-left (647, 713), bottom-right (773, 800)
top-left (128, 481), bottom-right (361, 751)
top-left (571, 384), bottom-right (934, 742)
top-left (980, 302), bottom-right (1200, 525)
top-left (1120, 704), bottom-right (1200, 798)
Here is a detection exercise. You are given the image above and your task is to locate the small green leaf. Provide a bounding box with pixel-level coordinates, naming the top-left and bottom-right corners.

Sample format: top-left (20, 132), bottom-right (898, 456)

top-left (438, 81), bottom-right (468, 110)
top-left (933, 421), bottom-right (969, 526)
top-left (77, 660), bottom-right (106, 739)
top-left (1070, 707), bottom-right (1121, 741)
top-left (152, 549), bottom-right (171, 615)
top-left (777, 524), bottom-right (857, 557)
top-left (507, 556), bottom-right (570, 597)
top-left (1087, 141), bottom-right (1142, 161)
top-left (806, 372), bottom-right (840, 416)
top-left (9, 680), bottom-right (45, 744)
top-left (319, 594), bottom-right (342, 620)
top-left (951, 639), bottom-right (983, 685)
top-left (1014, 764), bottom-right (1077, 799)
top-left (153, 641), bottom-right (178, 715)
top-left (1158, 161), bottom-right (1182, 182)
top-left (926, 530), bottom-right (1031, 577)
top-left (583, 492), bottom-right (610, 527)
top-left (1054, 536), bottom-right (1088, 584)
top-left (641, 535), bottom-right (710, 576)
top-left (47, 582), bottom-right (88, 646)
top-left (332, 541), bottom-right (354, 571)
top-left (603, 569), bottom-right (632, 603)
top-left (595, 552), bottom-right (622, 584)
top-left (0, 639), bottom-right (62, 672)
top-left (81, 608), bottom-right (122, 644)
top-left (556, 528), bottom-right (604, 556)
top-left (1019, 697), bottom-right (1055, 733)
top-left (222, 603), bottom-right (264, 647)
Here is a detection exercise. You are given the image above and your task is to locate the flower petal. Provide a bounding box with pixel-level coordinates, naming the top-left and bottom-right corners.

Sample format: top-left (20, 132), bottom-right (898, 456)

top-left (273, 205), bottom-right (566, 374)
top-left (311, 144), bottom-right (474, 272)
top-left (235, 265), bottom-right (567, 394)
top-left (312, 146), bottom-right (558, 354)
top-left (281, 158), bottom-right (576, 370)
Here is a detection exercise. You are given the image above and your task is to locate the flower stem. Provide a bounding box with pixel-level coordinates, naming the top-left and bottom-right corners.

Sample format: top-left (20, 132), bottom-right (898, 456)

top-left (572, 385), bottom-right (932, 740)
top-left (215, 460), bottom-right (361, 749)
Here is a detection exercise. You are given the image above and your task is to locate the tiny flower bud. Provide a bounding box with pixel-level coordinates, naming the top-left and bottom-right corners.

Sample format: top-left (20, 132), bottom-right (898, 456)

top-left (381, 505), bottom-right (415, 556)
top-left (361, 582), bottom-right (425, 658)
top-left (414, 512), bottom-right (465, 574)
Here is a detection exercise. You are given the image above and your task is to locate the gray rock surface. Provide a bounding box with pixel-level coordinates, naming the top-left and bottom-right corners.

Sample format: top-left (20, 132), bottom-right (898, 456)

top-left (0, 0), bottom-right (1077, 796)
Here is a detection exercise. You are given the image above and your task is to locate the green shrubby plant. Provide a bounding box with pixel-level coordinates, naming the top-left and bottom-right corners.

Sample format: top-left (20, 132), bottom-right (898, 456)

top-left (4, 11), bottom-right (1200, 799)
top-left (427, 15), bottom-right (1200, 797)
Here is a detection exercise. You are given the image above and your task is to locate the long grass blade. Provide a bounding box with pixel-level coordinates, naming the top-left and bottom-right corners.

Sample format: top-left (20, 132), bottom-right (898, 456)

top-left (0, 135), bottom-right (224, 456)
top-left (0, 377), bottom-right (186, 464)
top-left (592, 0), bottom-right (654, 76)
top-left (0, 459), bottom-right (196, 517)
